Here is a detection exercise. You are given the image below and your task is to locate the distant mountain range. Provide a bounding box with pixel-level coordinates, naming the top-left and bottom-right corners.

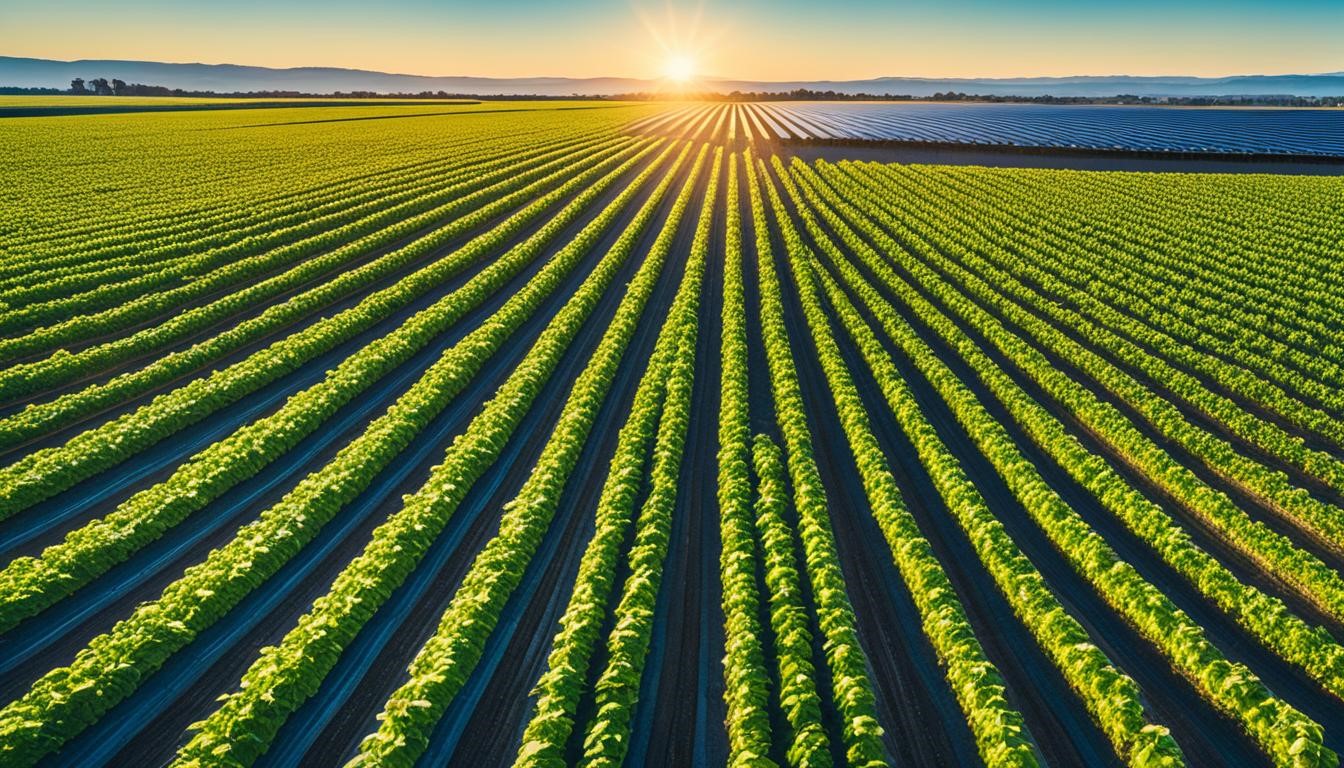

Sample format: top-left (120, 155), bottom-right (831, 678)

top-left (4, 56), bottom-right (1344, 97)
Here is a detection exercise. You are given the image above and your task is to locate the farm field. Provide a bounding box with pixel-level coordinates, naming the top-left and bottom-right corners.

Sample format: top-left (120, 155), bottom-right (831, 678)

top-left (2, 100), bottom-right (1344, 768)
top-left (632, 101), bottom-right (1344, 157)
top-left (0, 97), bottom-right (496, 120)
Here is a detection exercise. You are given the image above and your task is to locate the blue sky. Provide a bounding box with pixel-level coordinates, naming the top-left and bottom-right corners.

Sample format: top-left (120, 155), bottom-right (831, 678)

top-left (2, 0), bottom-right (1340, 80)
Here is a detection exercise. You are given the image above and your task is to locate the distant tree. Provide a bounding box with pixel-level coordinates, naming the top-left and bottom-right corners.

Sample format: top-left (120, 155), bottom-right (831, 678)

top-left (0, 86), bottom-right (63, 95)
top-left (121, 82), bottom-right (174, 97)
top-left (69, 78), bottom-right (88, 94)
top-left (111, 78), bottom-right (127, 96)
top-left (89, 77), bottom-right (112, 96)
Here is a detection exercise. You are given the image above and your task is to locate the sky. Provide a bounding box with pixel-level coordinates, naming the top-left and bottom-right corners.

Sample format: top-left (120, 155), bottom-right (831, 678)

top-left (2, 0), bottom-right (1341, 81)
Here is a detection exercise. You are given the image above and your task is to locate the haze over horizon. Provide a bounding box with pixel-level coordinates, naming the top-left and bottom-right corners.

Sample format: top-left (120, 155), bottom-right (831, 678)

top-left (2, 0), bottom-right (1341, 82)
top-left (7, 54), bottom-right (1344, 85)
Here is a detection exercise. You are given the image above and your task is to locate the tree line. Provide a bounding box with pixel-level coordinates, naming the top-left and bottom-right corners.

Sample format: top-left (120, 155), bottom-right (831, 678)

top-left (614, 88), bottom-right (1344, 107)
top-left (0, 81), bottom-right (1336, 106)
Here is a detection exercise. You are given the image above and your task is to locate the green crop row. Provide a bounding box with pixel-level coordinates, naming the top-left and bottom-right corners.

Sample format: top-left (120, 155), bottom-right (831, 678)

top-left (744, 151), bottom-right (886, 768)
top-left (512, 148), bottom-right (719, 768)
top-left (773, 159), bottom-right (1080, 768)
top-left (0, 137), bottom-right (681, 768)
top-left (801, 160), bottom-right (1337, 768)
top-left (750, 433), bottom-right (830, 767)
top-left (170, 142), bottom-right (700, 768)
top-left (714, 153), bottom-right (778, 768)
top-left (0, 131), bottom-right (618, 368)
top-left (823, 160), bottom-right (1344, 628)
top-left (0, 139), bottom-right (668, 633)
top-left (0, 125), bottom-right (552, 297)
top-left (898, 167), bottom-right (1344, 423)
top-left (844, 162), bottom-right (1344, 550)
top-left (0, 130), bottom-right (563, 312)
top-left (801, 161), bottom-right (1344, 711)
top-left (573, 148), bottom-right (717, 768)
top-left (0, 136), bottom-right (641, 518)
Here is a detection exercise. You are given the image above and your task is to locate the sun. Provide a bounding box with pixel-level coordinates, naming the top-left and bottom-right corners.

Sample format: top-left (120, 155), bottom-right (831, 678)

top-left (635, 1), bottom-right (723, 90)
top-left (664, 55), bottom-right (696, 83)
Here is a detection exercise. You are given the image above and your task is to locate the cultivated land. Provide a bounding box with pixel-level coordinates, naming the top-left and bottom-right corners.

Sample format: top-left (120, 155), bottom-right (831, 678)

top-left (633, 102), bottom-right (1344, 172)
top-left (1, 99), bottom-right (1343, 768)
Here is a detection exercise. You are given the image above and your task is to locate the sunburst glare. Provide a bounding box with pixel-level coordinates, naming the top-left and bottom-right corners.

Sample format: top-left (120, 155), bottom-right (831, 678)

top-left (633, 0), bottom-right (725, 89)
top-left (663, 54), bottom-right (695, 82)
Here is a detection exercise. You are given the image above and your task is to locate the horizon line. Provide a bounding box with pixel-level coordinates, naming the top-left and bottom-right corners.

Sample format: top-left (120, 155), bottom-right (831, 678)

top-left (5, 54), bottom-right (1340, 84)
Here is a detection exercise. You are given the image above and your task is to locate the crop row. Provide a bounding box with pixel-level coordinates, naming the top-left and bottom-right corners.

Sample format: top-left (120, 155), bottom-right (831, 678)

top-left (797, 166), bottom-right (1344, 706)
top-left (0, 130), bottom-right (612, 337)
top-left (3, 103), bottom-right (633, 256)
top-left (0, 130), bottom-right (566, 312)
top-left (571, 149), bottom-right (716, 768)
top-left (0, 124), bottom-right (554, 295)
top-left (744, 150), bottom-right (886, 767)
top-left (1064, 170), bottom-right (1344, 358)
top-left (903, 168), bottom-right (1344, 419)
top-left (0, 139), bottom-right (688, 768)
top-left (749, 433), bottom-right (830, 767)
top-left (797, 160), bottom-right (1337, 767)
top-left (0, 139), bottom-right (673, 634)
top-left (772, 157), bottom-right (1142, 767)
top-left (170, 142), bottom-right (704, 768)
top-left (845, 163), bottom-right (1344, 548)
top-left (0, 136), bottom-right (645, 520)
top-left (511, 148), bottom-right (719, 768)
top-left (713, 153), bottom-right (778, 768)
top-left (0, 131), bottom-right (621, 368)
top-left (819, 160), bottom-right (1344, 628)
top-left (0, 138), bottom-right (638, 471)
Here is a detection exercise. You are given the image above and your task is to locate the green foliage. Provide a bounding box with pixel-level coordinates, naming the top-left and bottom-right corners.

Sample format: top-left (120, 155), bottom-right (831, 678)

top-left (166, 140), bottom-right (699, 768)
top-left (751, 434), bottom-right (830, 768)
top-left (351, 144), bottom-right (712, 768)
top-left (714, 154), bottom-right (778, 768)
top-left (0, 138), bottom-right (648, 521)
top-left (576, 147), bottom-right (719, 768)
top-left (769, 157), bottom-right (1057, 768)
top-left (0, 140), bottom-right (665, 635)
top-left (851, 162), bottom-right (1344, 561)
top-left (509, 147), bottom-right (720, 768)
top-left (5, 102), bottom-right (1344, 768)
top-left (0, 130), bottom-right (610, 408)
top-left (745, 150), bottom-right (886, 768)
top-left (799, 157), bottom-right (1337, 768)
top-left (0, 139), bottom-right (681, 768)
